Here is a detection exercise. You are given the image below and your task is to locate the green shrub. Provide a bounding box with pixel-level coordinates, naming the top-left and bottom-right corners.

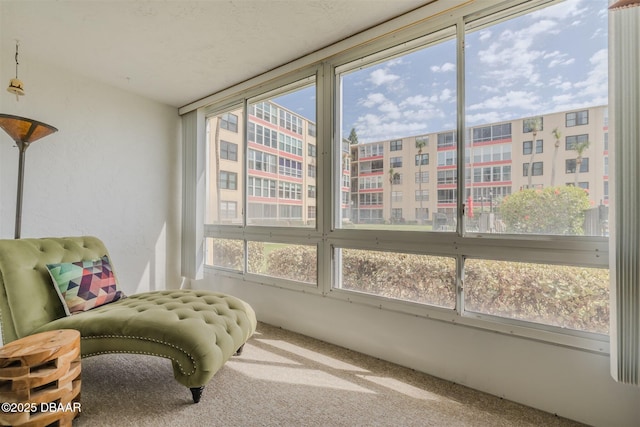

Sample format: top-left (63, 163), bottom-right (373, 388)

top-left (340, 250), bottom-right (456, 307)
top-left (265, 247), bottom-right (609, 334)
top-left (499, 186), bottom-right (591, 235)
top-left (265, 245), bottom-right (317, 284)
top-left (212, 239), bottom-right (264, 272)
top-left (465, 260), bottom-right (609, 334)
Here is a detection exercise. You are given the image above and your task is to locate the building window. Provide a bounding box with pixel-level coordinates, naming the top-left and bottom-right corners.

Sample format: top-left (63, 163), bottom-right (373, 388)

top-left (220, 113), bottom-right (238, 132)
top-left (437, 189), bottom-right (456, 203)
top-left (437, 170), bottom-right (456, 185)
top-left (308, 143), bottom-right (316, 157)
top-left (220, 141), bottom-right (238, 161)
top-left (472, 123), bottom-right (512, 143)
top-left (437, 151), bottom-right (456, 166)
top-left (279, 134), bottom-right (303, 156)
top-left (415, 153), bottom-right (429, 166)
top-left (523, 140), bottom-right (543, 155)
top-left (220, 201), bottom-right (237, 219)
top-left (415, 135), bottom-right (429, 148)
top-left (279, 110), bottom-right (303, 135)
top-left (308, 123), bottom-right (316, 137)
top-left (415, 171), bottom-right (429, 183)
top-left (523, 162), bottom-right (543, 176)
top-left (566, 110), bottom-right (589, 127)
top-left (390, 156), bottom-right (403, 168)
top-left (565, 158), bottom-right (590, 173)
top-left (565, 134), bottom-right (589, 150)
top-left (523, 117), bottom-right (544, 133)
top-left (308, 185), bottom-right (316, 198)
top-left (219, 171), bottom-right (237, 190)
top-left (248, 123), bottom-right (278, 148)
top-left (390, 139), bottom-right (403, 151)
top-left (248, 150), bottom-right (277, 174)
top-left (248, 177), bottom-right (276, 198)
top-left (437, 131), bottom-right (455, 148)
top-left (415, 190), bottom-right (429, 201)
top-left (308, 205), bottom-right (316, 219)
top-left (279, 158), bottom-right (303, 178)
top-left (308, 164), bottom-right (316, 178)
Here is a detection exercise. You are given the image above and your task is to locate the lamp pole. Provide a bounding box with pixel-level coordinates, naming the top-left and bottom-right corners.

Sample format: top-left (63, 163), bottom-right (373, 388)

top-left (0, 114), bottom-right (58, 239)
top-left (14, 141), bottom-right (28, 239)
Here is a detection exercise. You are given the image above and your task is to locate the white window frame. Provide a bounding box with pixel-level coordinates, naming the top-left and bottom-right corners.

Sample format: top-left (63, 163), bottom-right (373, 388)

top-left (183, 0), bottom-right (610, 353)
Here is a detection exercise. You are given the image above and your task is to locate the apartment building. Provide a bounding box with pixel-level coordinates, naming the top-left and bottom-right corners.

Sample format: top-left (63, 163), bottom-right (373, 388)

top-left (349, 105), bottom-right (609, 230)
top-left (206, 102), bottom-right (317, 227)
top-left (206, 103), bottom-right (607, 233)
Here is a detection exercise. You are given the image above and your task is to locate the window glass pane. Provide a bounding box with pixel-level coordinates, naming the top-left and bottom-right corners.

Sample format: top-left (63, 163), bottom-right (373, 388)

top-left (338, 27), bottom-right (456, 230)
top-left (335, 249), bottom-right (456, 308)
top-left (464, 0), bottom-right (608, 236)
top-left (206, 107), bottom-right (244, 225)
top-left (247, 81), bottom-right (316, 227)
top-left (247, 242), bottom-right (317, 285)
top-left (464, 259), bottom-right (609, 334)
top-left (205, 238), bottom-right (243, 271)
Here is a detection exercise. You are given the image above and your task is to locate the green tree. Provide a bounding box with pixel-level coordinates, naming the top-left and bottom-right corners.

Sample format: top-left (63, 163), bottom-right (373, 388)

top-left (415, 138), bottom-right (427, 223)
top-left (551, 127), bottom-right (562, 187)
top-left (572, 139), bottom-right (591, 186)
top-left (524, 117), bottom-right (542, 188)
top-left (348, 128), bottom-right (359, 145)
top-left (499, 186), bottom-right (590, 235)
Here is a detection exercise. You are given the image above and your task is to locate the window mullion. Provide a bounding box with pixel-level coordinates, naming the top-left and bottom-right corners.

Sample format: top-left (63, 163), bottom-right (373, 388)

top-left (455, 19), bottom-right (466, 315)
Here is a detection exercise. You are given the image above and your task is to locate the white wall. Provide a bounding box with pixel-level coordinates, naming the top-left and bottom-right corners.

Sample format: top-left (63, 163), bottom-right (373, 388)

top-left (0, 41), bottom-right (182, 296)
top-left (199, 275), bottom-right (640, 427)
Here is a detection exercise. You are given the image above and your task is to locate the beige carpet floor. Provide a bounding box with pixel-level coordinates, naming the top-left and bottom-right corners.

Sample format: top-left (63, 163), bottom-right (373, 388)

top-left (75, 322), bottom-right (585, 427)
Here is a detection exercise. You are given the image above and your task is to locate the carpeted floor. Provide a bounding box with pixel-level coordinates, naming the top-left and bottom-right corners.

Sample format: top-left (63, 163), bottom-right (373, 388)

top-left (75, 322), bottom-right (585, 426)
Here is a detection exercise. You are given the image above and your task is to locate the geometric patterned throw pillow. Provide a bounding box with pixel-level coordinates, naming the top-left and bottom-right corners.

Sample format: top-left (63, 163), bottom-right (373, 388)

top-left (46, 255), bottom-right (125, 315)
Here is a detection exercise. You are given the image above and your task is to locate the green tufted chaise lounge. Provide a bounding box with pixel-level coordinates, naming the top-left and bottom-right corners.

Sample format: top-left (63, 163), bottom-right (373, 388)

top-left (0, 236), bottom-right (256, 403)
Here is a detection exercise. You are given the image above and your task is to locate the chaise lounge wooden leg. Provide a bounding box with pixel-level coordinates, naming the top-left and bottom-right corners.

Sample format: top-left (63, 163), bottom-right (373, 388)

top-left (190, 386), bottom-right (205, 403)
top-left (234, 344), bottom-right (245, 356)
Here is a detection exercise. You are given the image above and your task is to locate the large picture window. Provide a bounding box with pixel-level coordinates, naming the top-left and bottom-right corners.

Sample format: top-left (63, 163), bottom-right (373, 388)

top-left (199, 0), bottom-right (610, 344)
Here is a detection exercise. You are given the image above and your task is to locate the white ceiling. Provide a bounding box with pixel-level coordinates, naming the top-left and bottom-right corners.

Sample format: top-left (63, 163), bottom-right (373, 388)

top-left (1, 0), bottom-right (434, 108)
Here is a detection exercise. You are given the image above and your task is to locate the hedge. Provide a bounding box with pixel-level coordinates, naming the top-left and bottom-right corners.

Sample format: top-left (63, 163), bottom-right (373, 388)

top-left (211, 239), bottom-right (264, 272)
top-left (265, 247), bottom-right (609, 334)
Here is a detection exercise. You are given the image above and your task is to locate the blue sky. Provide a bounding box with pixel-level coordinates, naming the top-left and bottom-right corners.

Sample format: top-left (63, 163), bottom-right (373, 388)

top-left (275, 0), bottom-right (608, 144)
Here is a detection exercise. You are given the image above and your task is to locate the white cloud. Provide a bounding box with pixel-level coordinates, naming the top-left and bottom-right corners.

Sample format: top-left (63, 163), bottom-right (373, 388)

top-left (402, 95), bottom-right (431, 106)
top-left (466, 112), bottom-right (507, 125)
top-left (476, 20), bottom-right (556, 87)
top-left (545, 51), bottom-right (576, 68)
top-left (480, 85), bottom-right (500, 94)
top-left (378, 100), bottom-right (401, 119)
top-left (361, 93), bottom-right (387, 108)
top-left (369, 69), bottom-right (400, 86)
top-left (530, 0), bottom-right (586, 21)
top-left (479, 30), bottom-right (492, 41)
top-left (572, 49), bottom-right (608, 100)
top-left (440, 88), bottom-right (453, 102)
top-left (468, 90), bottom-right (541, 112)
top-left (430, 62), bottom-right (455, 73)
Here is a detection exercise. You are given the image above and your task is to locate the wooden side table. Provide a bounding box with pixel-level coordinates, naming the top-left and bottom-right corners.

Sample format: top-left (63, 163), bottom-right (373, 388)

top-left (0, 329), bottom-right (81, 427)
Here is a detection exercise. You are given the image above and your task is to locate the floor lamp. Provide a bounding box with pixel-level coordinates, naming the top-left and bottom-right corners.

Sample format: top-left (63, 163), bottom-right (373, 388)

top-left (0, 114), bottom-right (58, 239)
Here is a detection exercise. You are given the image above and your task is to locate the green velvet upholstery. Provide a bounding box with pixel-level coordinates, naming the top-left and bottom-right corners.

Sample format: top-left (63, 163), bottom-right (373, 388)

top-left (0, 236), bottom-right (256, 390)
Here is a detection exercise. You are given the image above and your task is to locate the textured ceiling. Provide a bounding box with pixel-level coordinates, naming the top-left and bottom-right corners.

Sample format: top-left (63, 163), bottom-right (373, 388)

top-left (1, 0), bottom-right (434, 108)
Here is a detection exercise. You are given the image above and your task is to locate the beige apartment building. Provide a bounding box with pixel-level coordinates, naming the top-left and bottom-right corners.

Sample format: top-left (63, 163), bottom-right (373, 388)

top-left (206, 102), bottom-right (608, 233)
top-left (206, 102), bottom-right (317, 227)
top-left (349, 105), bottom-right (609, 230)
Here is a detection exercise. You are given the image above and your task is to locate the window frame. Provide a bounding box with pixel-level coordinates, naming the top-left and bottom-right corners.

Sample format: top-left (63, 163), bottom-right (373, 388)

top-left (190, 0), bottom-right (610, 353)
